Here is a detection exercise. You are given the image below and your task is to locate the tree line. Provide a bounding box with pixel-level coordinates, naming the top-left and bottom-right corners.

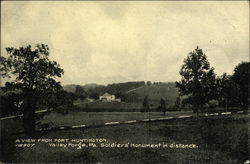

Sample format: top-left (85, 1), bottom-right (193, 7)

top-left (141, 47), bottom-right (249, 115)
top-left (176, 46), bottom-right (249, 114)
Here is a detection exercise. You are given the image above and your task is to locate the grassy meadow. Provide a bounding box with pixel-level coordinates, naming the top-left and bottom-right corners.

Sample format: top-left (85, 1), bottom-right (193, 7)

top-left (1, 112), bottom-right (249, 163)
top-left (75, 101), bottom-right (143, 112)
top-left (41, 111), bottom-right (193, 128)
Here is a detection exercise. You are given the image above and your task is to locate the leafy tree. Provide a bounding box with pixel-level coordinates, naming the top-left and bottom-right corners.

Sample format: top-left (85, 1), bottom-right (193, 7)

top-left (88, 88), bottom-right (99, 100)
top-left (207, 99), bottom-right (219, 109)
top-left (175, 96), bottom-right (181, 111)
top-left (181, 98), bottom-right (192, 108)
top-left (232, 62), bottom-right (250, 113)
top-left (216, 73), bottom-right (240, 111)
top-left (146, 81), bottom-right (152, 86)
top-left (176, 46), bottom-right (217, 113)
top-left (141, 96), bottom-right (149, 112)
top-left (46, 90), bottom-right (75, 114)
top-left (0, 44), bottom-right (64, 136)
top-left (159, 98), bottom-right (166, 115)
top-left (114, 91), bottom-right (127, 102)
top-left (0, 88), bottom-right (24, 117)
top-left (75, 85), bottom-right (87, 100)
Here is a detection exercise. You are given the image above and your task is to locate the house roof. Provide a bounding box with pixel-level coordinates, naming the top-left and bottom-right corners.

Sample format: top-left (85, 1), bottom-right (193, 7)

top-left (102, 92), bottom-right (111, 96)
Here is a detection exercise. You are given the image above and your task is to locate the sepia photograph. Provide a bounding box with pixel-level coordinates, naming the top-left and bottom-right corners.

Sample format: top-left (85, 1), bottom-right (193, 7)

top-left (0, 1), bottom-right (249, 163)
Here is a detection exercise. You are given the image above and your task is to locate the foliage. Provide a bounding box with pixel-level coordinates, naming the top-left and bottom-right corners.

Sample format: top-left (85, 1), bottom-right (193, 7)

top-left (88, 90), bottom-right (100, 99)
top-left (159, 98), bottom-right (166, 115)
top-left (232, 62), bottom-right (250, 111)
top-left (216, 73), bottom-right (240, 110)
top-left (48, 90), bottom-right (75, 114)
top-left (146, 81), bottom-right (152, 86)
top-left (0, 44), bottom-right (64, 136)
top-left (175, 97), bottom-right (181, 110)
top-left (207, 99), bottom-right (219, 109)
top-left (176, 46), bottom-right (217, 112)
top-left (74, 85), bottom-right (87, 100)
top-left (0, 88), bottom-right (24, 117)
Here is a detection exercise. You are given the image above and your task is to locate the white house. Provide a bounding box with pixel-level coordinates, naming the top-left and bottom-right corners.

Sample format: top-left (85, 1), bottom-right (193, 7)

top-left (99, 93), bottom-right (115, 102)
top-left (99, 93), bottom-right (121, 102)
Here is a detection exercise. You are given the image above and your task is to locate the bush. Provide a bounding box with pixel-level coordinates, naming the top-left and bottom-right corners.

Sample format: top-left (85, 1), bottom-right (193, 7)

top-left (208, 100), bottom-right (219, 109)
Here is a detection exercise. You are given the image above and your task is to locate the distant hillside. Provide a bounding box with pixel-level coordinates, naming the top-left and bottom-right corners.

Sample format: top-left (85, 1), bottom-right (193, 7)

top-left (63, 84), bottom-right (78, 93)
top-left (63, 83), bottom-right (104, 93)
top-left (126, 82), bottom-right (180, 106)
top-left (83, 83), bottom-right (102, 91)
top-left (105, 81), bottom-right (145, 94)
top-left (64, 81), bottom-right (146, 94)
top-left (63, 82), bottom-right (180, 107)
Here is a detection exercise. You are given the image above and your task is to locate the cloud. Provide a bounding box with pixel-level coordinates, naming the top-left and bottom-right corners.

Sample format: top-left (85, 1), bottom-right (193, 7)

top-left (1, 1), bottom-right (249, 85)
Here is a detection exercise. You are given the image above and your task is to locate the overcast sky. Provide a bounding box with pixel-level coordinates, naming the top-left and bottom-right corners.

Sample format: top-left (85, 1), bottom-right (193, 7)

top-left (1, 1), bottom-right (249, 85)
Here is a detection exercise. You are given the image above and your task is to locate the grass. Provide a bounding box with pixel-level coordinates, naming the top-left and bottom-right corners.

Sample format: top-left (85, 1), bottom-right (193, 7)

top-left (75, 101), bottom-right (142, 112)
top-left (41, 111), bottom-right (193, 128)
top-left (1, 113), bottom-right (249, 163)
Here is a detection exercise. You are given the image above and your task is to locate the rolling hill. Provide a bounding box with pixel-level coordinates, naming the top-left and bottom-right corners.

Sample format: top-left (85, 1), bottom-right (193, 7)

top-left (126, 82), bottom-right (180, 106)
top-left (63, 83), bottom-right (104, 93)
top-left (63, 82), bottom-right (180, 107)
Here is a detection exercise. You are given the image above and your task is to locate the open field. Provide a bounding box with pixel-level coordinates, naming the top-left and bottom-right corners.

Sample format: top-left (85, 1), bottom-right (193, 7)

top-left (75, 101), bottom-right (143, 112)
top-left (1, 113), bottom-right (249, 163)
top-left (41, 111), bottom-right (194, 128)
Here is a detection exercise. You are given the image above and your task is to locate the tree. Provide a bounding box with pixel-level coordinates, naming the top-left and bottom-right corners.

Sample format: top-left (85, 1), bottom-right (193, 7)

top-left (75, 85), bottom-right (87, 100)
top-left (88, 88), bottom-right (99, 100)
top-left (176, 46), bottom-right (217, 113)
top-left (0, 88), bottom-right (24, 117)
top-left (146, 81), bottom-right (152, 86)
top-left (216, 73), bottom-right (240, 111)
top-left (46, 90), bottom-right (75, 114)
top-left (0, 44), bottom-right (64, 136)
top-left (232, 62), bottom-right (250, 113)
top-left (159, 98), bottom-right (166, 115)
top-left (207, 99), bottom-right (219, 109)
top-left (175, 96), bottom-right (181, 111)
top-left (114, 91), bottom-right (127, 102)
top-left (141, 96), bottom-right (149, 112)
